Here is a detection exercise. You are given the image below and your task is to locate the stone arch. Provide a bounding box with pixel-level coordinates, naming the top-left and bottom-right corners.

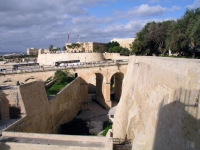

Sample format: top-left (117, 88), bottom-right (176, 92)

top-left (95, 73), bottom-right (104, 99)
top-left (95, 73), bottom-right (112, 109)
top-left (87, 74), bottom-right (96, 93)
top-left (74, 73), bottom-right (78, 78)
top-left (109, 72), bottom-right (124, 106)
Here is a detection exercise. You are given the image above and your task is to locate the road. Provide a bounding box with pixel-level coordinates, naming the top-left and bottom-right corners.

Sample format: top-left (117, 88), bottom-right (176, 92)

top-left (0, 60), bottom-right (128, 75)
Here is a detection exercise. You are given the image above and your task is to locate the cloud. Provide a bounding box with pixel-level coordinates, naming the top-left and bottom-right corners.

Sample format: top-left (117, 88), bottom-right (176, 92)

top-left (149, 0), bottom-right (160, 3)
top-left (187, 0), bottom-right (200, 9)
top-left (127, 4), bottom-right (181, 17)
top-left (0, 0), bottom-right (184, 53)
top-left (128, 4), bottom-right (166, 17)
top-left (0, 0), bottom-right (108, 28)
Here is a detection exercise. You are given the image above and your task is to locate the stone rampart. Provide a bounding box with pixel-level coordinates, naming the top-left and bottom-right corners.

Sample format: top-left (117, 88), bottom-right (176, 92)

top-left (103, 53), bottom-right (129, 60)
top-left (5, 77), bottom-right (85, 133)
top-left (113, 56), bottom-right (200, 150)
top-left (0, 70), bottom-right (55, 85)
top-left (37, 52), bottom-right (129, 66)
top-left (37, 53), bottom-right (105, 66)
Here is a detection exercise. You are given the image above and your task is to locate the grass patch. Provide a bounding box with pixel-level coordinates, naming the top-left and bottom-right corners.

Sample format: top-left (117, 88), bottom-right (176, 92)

top-left (46, 76), bottom-right (74, 96)
top-left (101, 121), bottom-right (112, 136)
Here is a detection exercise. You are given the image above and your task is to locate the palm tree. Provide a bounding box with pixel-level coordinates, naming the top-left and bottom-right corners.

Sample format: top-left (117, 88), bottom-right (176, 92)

top-left (49, 45), bottom-right (53, 52)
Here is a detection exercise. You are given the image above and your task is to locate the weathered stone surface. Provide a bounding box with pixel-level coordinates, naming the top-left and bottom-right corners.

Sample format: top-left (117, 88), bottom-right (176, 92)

top-left (113, 56), bottom-right (200, 150)
top-left (5, 77), bottom-right (86, 134)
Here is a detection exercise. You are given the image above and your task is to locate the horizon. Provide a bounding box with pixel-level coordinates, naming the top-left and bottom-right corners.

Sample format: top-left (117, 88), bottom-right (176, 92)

top-left (0, 0), bottom-right (199, 53)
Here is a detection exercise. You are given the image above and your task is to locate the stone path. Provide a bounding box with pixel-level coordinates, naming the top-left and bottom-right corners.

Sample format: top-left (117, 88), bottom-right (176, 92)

top-left (76, 94), bottom-right (110, 135)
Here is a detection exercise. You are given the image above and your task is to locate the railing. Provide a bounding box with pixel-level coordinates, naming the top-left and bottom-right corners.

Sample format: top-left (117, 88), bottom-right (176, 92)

top-left (113, 138), bottom-right (132, 145)
top-left (113, 138), bottom-right (132, 150)
top-left (1, 60), bottom-right (128, 75)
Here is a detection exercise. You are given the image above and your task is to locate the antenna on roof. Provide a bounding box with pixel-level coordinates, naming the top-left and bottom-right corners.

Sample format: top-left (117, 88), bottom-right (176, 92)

top-left (77, 35), bottom-right (79, 43)
top-left (67, 33), bottom-right (70, 43)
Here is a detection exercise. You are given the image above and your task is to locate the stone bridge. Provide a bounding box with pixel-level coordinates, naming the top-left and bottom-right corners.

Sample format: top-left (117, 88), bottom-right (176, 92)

top-left (0, 61), bottom-right (128, 109)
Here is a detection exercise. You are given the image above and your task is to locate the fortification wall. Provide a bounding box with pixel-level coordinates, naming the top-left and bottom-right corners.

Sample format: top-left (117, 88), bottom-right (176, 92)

top-left (37, 53), bottom-right (129, 66)
top-left (37, 53), bottom-right (105, 66)
top-left (6, 78), bottom-right (84, 133)
top-left (0, 71), bottom-right (55, 85)
top-left (113, 56), bottom-right (200, 150)
top-left (103, 53), bottom-right (129, 60)
top-left (0, 86), bottom-right (26, 120)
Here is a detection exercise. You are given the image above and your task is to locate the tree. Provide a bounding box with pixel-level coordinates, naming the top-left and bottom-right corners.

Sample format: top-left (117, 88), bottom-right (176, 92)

top-left (104, 41), bottom-right (120, 52)
top-left (54, 70), bottom-right (71, 84)
top-left (166, 19), bottom-right (189, 56)
top-left (120, 48), bottom-right (130, 56)
top-left (130, 22), bottom-right (157, 55)
top-left (63, 46), bottom-right (66, 50)
top-left (93, 45), bottom-right (99, 52)
top-left (145, 21), bottom-right (173, 55)
top-left (49, 45), bottom-right (53, 52)
top-left (184, 8), bottom-right (200, 58)
top-left (67, 43), bottom-right (81, 52)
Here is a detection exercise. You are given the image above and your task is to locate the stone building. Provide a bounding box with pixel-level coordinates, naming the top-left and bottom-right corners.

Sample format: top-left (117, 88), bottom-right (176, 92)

top-left (27, 48), bottom-right (49, 55)
top-left (110, 38), bottom-right (135, 50)
top-left (65, 42), bottom-right (106, 53)
top-left (26, 48), bottom-right (39, 55)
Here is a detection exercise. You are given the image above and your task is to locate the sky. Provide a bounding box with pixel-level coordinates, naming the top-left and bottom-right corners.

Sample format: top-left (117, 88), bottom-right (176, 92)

top-left (0, 0), bottom-right (199, 53)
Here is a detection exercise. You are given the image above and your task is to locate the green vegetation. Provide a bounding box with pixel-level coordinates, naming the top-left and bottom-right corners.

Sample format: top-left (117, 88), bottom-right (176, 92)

top-left (45, 70), bottom-right (75, 96)
top-left (45, 76), bottom-right (53, 84)
top-left (130, 7), bottom-right (200, 58)
top-left (101, 121), bottom-right (112, 136)
top-left (67, 43), bottom-right (82, 52)
top-left (104, 41), bottom-right (130, 56)
top-left (59, 118), bottom-right (90, 135)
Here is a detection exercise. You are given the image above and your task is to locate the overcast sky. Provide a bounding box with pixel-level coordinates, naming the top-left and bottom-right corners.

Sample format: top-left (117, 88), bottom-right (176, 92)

top-left (0, 0), bottom-right (199, 53)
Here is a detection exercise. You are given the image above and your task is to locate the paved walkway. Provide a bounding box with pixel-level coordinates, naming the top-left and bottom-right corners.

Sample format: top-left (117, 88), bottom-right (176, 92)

top-left (0, 136), bottom-right (105, 148)
top-left (77, 94), bottom-right (109, 122)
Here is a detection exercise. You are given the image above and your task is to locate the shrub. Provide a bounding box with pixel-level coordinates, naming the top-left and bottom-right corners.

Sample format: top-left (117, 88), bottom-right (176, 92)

top-left (101, 121), bottom-right (112, 136)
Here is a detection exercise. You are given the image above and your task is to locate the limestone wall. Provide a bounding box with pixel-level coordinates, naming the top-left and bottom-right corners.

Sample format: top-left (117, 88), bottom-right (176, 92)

top-left (0, 70), bottom-right (55, 85)
top-left (0, 86), bottom-right (26, 119)
top-left (6, 77), bottom-right (85, 133)
top-left (103, 53), bottom-right (129, 60)
top-left (37, 53), bottom-right (105, 66)
top-left (0, 131), bottom-right (112, 150)
top-left (113, 56), bottom-right (200, 150)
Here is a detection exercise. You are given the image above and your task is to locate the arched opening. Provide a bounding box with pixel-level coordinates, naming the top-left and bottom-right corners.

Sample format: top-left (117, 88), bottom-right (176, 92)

top-left (95, 73), bottom-right (104, 103)
top-left (110, 72), bottom-right (124, 107)
top-left (9, 106), bottom-right (21, 119)
top-left (75, 73), bottom-right (78, 78)
top-left (87, 74), bottom-right (96, 94)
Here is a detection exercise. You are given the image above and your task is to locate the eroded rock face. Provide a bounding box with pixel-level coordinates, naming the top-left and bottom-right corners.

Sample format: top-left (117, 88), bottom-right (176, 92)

top-left (113, 56), bottom-right (200, 150)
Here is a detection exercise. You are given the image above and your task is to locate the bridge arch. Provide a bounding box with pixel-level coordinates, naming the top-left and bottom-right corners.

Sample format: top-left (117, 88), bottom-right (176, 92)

top-left (110, 72), bottom-right (124, 106)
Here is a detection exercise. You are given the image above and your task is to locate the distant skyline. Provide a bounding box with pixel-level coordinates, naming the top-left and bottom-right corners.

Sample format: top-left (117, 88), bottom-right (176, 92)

top-left (0, 0), bottom-right (199, 53)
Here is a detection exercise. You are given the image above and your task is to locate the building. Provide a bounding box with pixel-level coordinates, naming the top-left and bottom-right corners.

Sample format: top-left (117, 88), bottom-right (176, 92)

top-left (39, 48), bottom-right (49, 54)
top-left (26, 48), bottom-right (39, 55)
top-left (27, 48), bottom-right (50, 55)
top-left (110, 38), bottom-right (135, 50)
top-left (65, 42), bottom-right (106, 53)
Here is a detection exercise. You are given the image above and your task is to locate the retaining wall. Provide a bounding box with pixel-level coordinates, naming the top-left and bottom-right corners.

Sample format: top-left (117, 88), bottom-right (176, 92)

top-left (113, 56), bottom-right (200, 150)
top-left (5, 77), bottom-right (85, 133)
